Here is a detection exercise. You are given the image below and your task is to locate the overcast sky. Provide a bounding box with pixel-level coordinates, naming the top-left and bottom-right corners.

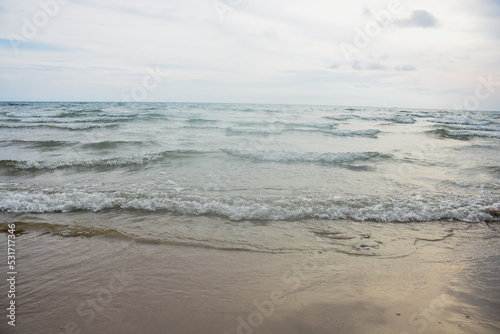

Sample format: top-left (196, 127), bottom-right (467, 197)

top-left (1, 0), bottom-right (499, 109)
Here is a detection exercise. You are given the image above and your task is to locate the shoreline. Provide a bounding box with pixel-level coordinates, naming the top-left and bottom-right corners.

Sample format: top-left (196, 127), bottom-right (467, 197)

top-left (1, 219), bottom-right (500, 334)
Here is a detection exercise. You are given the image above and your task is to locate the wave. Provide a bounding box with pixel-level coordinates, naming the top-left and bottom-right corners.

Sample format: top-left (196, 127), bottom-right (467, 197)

top-left (0, 140), bottom-right (156, 151)
top-left (452, 131), bottom-right (500, 139)
top-left (233, 121), bottom-right (338, 130)
top-left (292, 128), bottom-right (380, 137)
top-left (429, 129), bottom-right (500, 140)
top-left (0, 140), bottom-right (75, 149)
top-left (185, 118), bottom-right (219, 124)
top-left (223, 149), bottom-right (390, 164)
top-left (224, 120), bottom-right (340, 136)
top-left (4, 116), bottom-right (136, 124)
top-left (79, 140), bottom-right (156, 150)
top-left (0, 149), bottom-right (388, 171)
top-left (0, 123), bottom-right (120, 130)
top-left (393, 115), bottom-right (416, 123)
top-left (356, 115), bottom-right (416, 124)
top-left (180, 125), bottom-right (224, 131)
top-left (137, 112), bottom-right (168, 119)
top-left (410, 112), bottom-right (433, 118)
top-left (428, 128), bottom-right (470, 140)
top-left (3, 102), bottom-right (30, 106)
top-left (0, 150), bottom-right (208, 170)
top-left (329, 129), bottom-right (379, 137)
top-left (225, 127), bottom-right (379, 137)
top-left (442, 124), bottom-right (500, 132)
top-left (287, 121), bottom-right (338, 129)
top-left (225, 127), bottom-right (284, 135)
top-left (4, 109), bottom-right (106, 118)
top-left (428, 118), bottom-right (490, 126)
top-left (1, 191), bottom-right (498, 222)
top-left (289, 128), bottom-right (380, 137)
top-left (323, 116), bottom-right (352, 121)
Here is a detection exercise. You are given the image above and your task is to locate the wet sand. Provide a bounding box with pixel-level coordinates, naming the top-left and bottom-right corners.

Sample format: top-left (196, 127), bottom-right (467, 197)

top-left (1, 222), bottom-right (500, 334)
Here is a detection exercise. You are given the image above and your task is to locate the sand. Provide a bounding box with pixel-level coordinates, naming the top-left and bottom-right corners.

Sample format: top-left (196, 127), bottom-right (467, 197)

top-left (1, 223), bottom-right (500, 334)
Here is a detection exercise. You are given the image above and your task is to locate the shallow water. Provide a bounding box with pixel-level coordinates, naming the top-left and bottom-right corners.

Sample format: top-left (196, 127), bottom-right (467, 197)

top-left (1, 102), bottom-right (499, 251)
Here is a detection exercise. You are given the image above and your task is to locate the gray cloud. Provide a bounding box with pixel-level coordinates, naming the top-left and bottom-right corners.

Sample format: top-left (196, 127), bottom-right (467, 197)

top-left (395, 10), bottom-right (438, 28)
top-left (327, 62), bottom-right (340, 69)
top-left (362, 7), bottom-right (372, 16)
top-left (352, 60), bottom-right (363, 71)
top-left (369, 54), bottom-right (389, 60)
top-left (367, 62), bottom-right (387, 70)
top-left (352, 61), bottom-right (388, 71)
top-left (395, 65), bottom-right (417, 71)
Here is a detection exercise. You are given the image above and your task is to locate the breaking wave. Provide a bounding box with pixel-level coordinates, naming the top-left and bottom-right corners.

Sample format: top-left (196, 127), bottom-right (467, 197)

top-left (429, 128), bottom-right (500, 140)
top-left (0, 150), bottom-right (210, 170)
top-left (0, 191), bottom-right (498, 223)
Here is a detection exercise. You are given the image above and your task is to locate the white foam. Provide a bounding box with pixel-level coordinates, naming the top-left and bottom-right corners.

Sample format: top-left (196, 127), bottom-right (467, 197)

top-left (1, 191), bottom-right (498, 222)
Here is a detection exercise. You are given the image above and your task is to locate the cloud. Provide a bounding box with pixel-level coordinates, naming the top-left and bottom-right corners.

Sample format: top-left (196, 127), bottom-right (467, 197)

top-left (352, 61), bottom-right (387, 71)
top-left (362, 7), bottom-right (372, 17)
top-left (369, 54), bottom-right (389, 60)
top-left (394, 10), bottom-right (438, 28)
top-left (367, 62), bottom-right (387, 70)
top-left (352, 60), bottom-right (363, 71)
top-left (352, 61), bottom-right (417, 72)
top-left (395, 65), bottom-right (417, 71)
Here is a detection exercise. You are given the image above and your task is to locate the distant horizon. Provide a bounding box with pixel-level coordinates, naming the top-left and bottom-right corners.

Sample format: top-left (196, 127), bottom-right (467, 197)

top-left (1, 100), bottom-right (499, 112)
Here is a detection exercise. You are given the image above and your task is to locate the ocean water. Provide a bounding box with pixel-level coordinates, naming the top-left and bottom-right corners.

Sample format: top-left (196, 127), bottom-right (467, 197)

top-left (1, 102), bottom-right (499, 253)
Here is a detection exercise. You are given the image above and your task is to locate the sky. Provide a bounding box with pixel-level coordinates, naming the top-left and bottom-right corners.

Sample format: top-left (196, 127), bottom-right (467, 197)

top-left (0, 0), bottom-right (499, 109)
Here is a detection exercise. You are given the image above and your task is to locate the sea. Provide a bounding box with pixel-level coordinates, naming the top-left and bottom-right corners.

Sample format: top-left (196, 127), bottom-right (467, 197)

top-left (1, 102), bottom-right (499, 255)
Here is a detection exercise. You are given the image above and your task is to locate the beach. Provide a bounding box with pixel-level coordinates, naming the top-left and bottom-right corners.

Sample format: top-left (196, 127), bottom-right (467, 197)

top-left (1, 215), bottom-right (500, 334)
top-left (2, 0), bottom-right (500, 331)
